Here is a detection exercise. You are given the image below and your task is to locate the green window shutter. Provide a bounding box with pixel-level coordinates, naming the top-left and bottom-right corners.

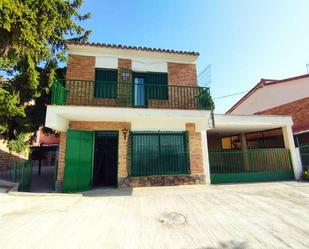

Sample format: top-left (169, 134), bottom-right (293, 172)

top-left (63, 130), bottom-right (94, 192)
top-left (145, 72), bottom-right (168, 100)
top-left (131, 132), bottom-right (189, 176)
top-left (94, 68), bottom-right (118, 98)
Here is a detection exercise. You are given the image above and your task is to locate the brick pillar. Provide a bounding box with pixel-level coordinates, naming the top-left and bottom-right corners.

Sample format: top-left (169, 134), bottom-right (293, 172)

top-left (186, 123), bottom-right (205, 176)
top-left (56, 132), bottom-right (66, 191)
top-left (117, 58), bottom-right (132, 106)
top-left (66, 55), bottom-right (95, 105)
top-left (118, 128), bottom-right (129, 178)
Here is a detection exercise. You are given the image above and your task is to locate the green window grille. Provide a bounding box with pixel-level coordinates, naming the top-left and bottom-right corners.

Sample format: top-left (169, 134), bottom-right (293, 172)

top-left (131, 132), bottom-right (190, 176)
top-left (94, 68), bottom-right (118, 98)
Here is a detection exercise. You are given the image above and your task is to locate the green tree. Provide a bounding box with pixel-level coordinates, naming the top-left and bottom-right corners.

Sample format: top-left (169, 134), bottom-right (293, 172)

top-left (0, 0), bottom-right (90, 150)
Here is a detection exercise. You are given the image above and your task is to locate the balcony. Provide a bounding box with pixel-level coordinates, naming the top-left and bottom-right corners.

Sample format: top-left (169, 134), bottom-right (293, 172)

top-left (51, 79), bottom-right (212, 110)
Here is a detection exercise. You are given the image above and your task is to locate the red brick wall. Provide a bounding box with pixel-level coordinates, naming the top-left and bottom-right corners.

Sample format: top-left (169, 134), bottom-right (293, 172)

top-left (64, 55), bottom-right (199, 109)
top-left (118, 58), bottom-right (132, 70)
top-left (168, 62), bottom-right (197, 86)
top-left (66, 55), bottom-right (95, 80)
top-left (257, 97), bottom-right (309, 134)
top-left (186, 123), bottom-right (204, 175)
top-left (57, 132), bottom-right (66, 181)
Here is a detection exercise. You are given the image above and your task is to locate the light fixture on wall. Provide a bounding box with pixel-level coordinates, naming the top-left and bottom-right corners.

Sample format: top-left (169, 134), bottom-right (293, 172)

top-left (122, 128), bottom-right (129, 140)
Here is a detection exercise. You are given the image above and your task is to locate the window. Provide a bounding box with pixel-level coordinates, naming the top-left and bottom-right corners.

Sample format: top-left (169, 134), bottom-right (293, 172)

top-left (94, 68), bottom-right (117, 98)
top-left (246, 129), bottom-right (284, 148)
top-left (221, 136), bottom-right (240, 149)
top-left (131, 132), bottom-right (189, 176)
top-left (133, 72), bottom-right (168, 101)
top-left (145, 72), bottom-right (168, 100)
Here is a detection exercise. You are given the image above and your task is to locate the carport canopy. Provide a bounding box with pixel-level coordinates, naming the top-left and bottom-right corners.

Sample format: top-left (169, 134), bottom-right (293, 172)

top-left (205, 114), bottom-right (299, 184)
top-left (207, 114), bottom-right (293, 137)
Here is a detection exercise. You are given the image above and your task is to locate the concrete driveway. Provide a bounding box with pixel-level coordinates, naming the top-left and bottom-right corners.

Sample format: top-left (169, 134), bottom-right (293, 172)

top-left (0, 182), bottom-right (309, 249)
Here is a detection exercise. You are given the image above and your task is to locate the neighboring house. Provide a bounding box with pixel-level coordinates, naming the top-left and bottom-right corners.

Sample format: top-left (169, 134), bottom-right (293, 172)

top-left (30, 127), bottom-right (60, 167)
top-left (45, 42), bottom-right (299, 192)
top-left (226, 74), bottom-right (309, 145)
top-left (34, 127), bottom-right (60, 146)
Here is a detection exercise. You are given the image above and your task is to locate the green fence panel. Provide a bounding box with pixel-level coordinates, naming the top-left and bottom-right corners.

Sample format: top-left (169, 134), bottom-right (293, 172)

top-left (209, 148), bottom-right (294, 183)
top-left (51, 79), bottom-right (67, 105)
top-left (11, 161), bottom-right (33, 192)
top-left (131, 132), bottom-right (190, 177)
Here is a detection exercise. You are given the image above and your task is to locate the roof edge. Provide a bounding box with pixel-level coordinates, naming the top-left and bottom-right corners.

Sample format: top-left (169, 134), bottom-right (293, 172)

top-left (226, 74), bottom-right (309, 114)
top-left (65, 41), bottom-right (200, 56)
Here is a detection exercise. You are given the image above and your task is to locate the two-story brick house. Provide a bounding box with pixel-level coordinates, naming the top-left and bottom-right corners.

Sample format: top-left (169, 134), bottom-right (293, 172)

top-left (45, 42), bottom-right (299, 192)
top-left (46, 42), bottom-right (214, 192)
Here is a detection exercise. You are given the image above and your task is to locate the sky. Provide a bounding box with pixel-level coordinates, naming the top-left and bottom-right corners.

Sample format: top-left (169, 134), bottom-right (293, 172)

top-left (78, 0), bottom-right (309, 113)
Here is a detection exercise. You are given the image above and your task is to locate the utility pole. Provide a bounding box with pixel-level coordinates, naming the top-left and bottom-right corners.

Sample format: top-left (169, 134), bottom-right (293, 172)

top-left (306, 63), bottom-right (309, 74)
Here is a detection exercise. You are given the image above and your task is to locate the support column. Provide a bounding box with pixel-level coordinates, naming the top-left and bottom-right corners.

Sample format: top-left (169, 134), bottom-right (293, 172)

top-left (240, 133), bottom-right (249, 171)
top-left (201, 131), bottom-right (211, 184)
top-left (55, 132), bottom-right (66, 192)
top-left (282, 126), bottom-right (301, 180)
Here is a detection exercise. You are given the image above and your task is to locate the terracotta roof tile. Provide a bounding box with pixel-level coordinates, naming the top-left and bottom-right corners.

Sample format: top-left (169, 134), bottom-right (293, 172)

top-left (66, 41), bottom-right (199, 56)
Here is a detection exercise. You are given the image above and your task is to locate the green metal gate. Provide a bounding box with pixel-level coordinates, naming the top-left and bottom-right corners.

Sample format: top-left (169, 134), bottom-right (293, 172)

top-left (209, 148), bottom-right (294, 184)
top-left (63, 130), bottom-right (94, 192)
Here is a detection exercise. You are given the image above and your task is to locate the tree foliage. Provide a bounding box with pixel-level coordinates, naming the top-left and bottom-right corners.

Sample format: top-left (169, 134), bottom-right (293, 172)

top-left (0, 0), bottom-right (90, 150)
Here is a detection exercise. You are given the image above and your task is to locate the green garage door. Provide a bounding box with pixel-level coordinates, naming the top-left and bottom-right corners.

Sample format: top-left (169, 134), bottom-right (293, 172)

top-left (63, 130), bottom-right (94, 192)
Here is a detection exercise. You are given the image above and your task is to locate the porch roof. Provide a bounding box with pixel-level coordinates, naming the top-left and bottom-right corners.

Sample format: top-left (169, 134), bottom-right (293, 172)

top-left (207, 114), bottom-right (293, 136)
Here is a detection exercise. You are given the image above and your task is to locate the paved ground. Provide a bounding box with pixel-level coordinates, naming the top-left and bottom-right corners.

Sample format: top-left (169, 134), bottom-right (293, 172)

top-left (30, 166), bottom-right (55, 192)
top-left (0, 182), bottom-right (309, 249)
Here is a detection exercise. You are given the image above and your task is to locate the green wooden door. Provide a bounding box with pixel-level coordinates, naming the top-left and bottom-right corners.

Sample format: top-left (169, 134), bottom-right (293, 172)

top-left (63, 130), bottom-right (94, 192)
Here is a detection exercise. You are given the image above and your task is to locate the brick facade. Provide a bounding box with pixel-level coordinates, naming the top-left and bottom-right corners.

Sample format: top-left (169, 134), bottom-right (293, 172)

top-left (64, 56), bottom-right (200, 109)
top-left (57, 132), bottom-right (67, 181)
top-left (56, 121), bottom-right (206, 188)
top-left (118, 58), bottom-right (132, 70)
top-left (257, 97), bottom-right (309, 134)
top-left (168, 62), bottom-right (197, 86)
top-left (55, 54), bottom-right (206, 189)
top-left (186, 123), bottom-right (204, 175)
top-left (66, 55), bottom-right (95, 80)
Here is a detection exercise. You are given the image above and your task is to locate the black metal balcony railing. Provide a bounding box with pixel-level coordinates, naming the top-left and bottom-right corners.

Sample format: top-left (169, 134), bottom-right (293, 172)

top-left (51, 79), bottom-right (212, 110)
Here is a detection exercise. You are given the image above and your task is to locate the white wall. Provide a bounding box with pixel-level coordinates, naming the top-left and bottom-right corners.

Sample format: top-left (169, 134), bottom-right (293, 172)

top-left (68, 44), bottom-right (198, 65)
top-left (231, 77), bottom-right (309, 114)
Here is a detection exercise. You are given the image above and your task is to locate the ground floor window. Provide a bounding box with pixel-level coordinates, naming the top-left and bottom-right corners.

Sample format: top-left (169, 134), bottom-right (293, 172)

top-left (130, 132), bottom-right (190, 176)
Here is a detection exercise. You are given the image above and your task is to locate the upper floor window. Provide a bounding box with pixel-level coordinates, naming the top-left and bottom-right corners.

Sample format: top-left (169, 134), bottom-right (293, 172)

top-left (94, 68), bottom-right (118, 98)
top-left (133, 72), bottom-right (168, 101)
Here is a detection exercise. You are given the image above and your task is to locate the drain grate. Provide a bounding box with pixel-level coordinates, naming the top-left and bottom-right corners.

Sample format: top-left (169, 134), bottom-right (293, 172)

top-left (159, 212), bottom-right (186, 225)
